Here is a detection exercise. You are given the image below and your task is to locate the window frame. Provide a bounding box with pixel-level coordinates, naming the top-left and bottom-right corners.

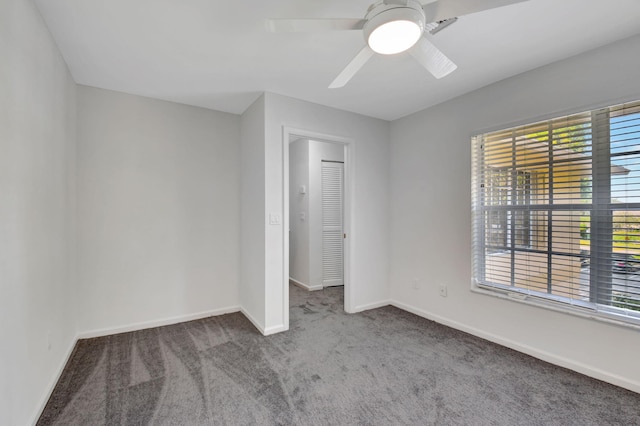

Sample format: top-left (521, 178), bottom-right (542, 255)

top-left (471, 100), bottom-right (640, 329)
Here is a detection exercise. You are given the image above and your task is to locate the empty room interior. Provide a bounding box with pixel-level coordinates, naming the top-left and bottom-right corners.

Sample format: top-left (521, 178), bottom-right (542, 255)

top-left (3, 0), bottom-right (640, 424)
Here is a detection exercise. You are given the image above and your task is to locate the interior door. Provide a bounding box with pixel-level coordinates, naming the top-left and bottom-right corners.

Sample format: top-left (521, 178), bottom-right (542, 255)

top-left (321, 161), bottom-right (344, 287)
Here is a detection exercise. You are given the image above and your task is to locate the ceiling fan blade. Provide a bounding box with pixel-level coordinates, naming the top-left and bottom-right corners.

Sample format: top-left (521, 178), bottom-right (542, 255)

top-left (329, 46), bottom-right (374, 89)
top-left (422, 0), bottom-right (529, 22)
top-left (409, 36), bottom-right (457, 79)
top-left (266, 18), bottom-right (366, 33)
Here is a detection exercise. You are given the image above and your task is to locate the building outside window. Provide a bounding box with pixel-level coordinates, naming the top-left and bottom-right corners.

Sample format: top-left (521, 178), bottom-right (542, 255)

top-left (485, 169), bottom-right (533, 252)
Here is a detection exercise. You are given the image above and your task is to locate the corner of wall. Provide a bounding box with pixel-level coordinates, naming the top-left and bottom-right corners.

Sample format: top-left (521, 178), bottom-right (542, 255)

top-left (239, 92), bottom-right (267, 330)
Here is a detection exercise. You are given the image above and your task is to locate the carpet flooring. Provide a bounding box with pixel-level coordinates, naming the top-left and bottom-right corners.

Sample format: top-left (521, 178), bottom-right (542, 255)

top-left (38, 284), bottom-right (640, 425)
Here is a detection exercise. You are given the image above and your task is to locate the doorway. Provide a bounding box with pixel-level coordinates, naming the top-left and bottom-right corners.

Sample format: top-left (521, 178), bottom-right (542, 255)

top-left (283, 128), bottom-right (353, 315)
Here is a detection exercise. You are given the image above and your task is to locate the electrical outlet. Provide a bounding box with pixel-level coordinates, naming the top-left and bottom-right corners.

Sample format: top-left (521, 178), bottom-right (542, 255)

top-left (412, 279), bottom-right (419, 290)
top-left (439, 285), bottom-right (448, 297)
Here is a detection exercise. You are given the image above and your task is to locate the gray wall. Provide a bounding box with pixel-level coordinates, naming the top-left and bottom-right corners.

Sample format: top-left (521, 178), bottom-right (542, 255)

top-left (289, 139), bottom-right (311, 287)
top-left (389, 34), bottom-right (640, 393)
top-left (0, 0), bottom-right (77, 424)
top-left (76, 86), bottom-right (241, 335)
top-left (239, 95), bottom-right (266, 330)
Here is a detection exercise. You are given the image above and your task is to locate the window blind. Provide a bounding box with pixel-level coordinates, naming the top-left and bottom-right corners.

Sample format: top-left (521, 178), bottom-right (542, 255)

top-left (472, 100), bottom-right (640, 324)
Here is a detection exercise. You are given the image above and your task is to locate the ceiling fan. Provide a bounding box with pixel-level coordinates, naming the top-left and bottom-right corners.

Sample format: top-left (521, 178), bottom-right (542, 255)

top-left (267, 0), bottom-right (529, 88)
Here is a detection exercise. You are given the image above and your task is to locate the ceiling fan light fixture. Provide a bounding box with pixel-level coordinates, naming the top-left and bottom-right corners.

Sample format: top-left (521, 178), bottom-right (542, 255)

top-left (368, 20), bottom-right (422, 54)
top-left (363, 1), bottom-right (425, 55)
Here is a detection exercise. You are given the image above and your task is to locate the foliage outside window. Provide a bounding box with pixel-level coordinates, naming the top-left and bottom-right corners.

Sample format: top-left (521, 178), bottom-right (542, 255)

top-left (472, 100), bottom-right (640, 324)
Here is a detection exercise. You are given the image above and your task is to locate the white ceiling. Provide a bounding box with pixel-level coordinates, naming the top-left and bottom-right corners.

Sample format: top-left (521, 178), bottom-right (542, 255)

top-left (35, 0), bottom-right (640, 121)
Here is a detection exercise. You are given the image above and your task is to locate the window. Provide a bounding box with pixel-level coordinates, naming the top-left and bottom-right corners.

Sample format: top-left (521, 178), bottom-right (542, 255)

top-left (485, 169), bottom-right (533, 251)
top-left (472, 100), bottom-right (640, 325)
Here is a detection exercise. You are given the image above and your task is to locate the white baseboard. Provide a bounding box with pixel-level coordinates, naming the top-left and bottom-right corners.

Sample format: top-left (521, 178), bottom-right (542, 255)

top-left (31, 335), bottom-right (77, 426)
top-left (289, 278), bottom-right (323, 291)
top-left (77, 305), bottom-right (241, 339)
top-left (351, 299), bottom-right (391, 313)
top-left (240, 307), bottom-right (266, 335)
top-left (263, 323), bottom-right (288, 335)
top-left (239, 308), bottom-right (288, 336)
top-left (390, 299), bottom-right (640, 395)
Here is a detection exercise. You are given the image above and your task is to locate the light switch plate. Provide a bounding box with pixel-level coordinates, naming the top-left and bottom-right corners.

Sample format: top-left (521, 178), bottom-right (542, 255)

top-left (269, 213), bottom-right (281, 225)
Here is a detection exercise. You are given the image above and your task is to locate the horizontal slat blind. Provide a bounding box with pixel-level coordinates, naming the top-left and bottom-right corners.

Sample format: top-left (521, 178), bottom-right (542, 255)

top-left (472, 100), bottom-right (640, 323)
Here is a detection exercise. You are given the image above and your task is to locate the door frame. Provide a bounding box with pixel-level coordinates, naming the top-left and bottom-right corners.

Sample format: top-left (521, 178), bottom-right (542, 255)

top-left (282, 126), bottom-right (355, 314)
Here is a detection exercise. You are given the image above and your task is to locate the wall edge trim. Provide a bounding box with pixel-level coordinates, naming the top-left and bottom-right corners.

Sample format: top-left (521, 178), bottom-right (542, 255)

top-left (352, 299), bottom-right (391, 313)
top-left (31, 336), bottom-right (77, 425)
top-left (289, 278), bottom-right (323, 291)
top-left (240, 307), bottom-right (266, 334)
top-left (77, 305), bottom-right (242, 339)
top-left (263, 324), bottom-right (288, 336)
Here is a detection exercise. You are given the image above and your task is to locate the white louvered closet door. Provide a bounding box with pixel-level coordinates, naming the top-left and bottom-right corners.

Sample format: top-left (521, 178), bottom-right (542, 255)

top-left (321, 161), bottom-right (344, 287)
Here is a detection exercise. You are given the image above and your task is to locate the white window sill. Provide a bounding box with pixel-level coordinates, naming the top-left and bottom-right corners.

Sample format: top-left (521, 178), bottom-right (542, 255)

top-left (471, 281), bottom-right (640, 331)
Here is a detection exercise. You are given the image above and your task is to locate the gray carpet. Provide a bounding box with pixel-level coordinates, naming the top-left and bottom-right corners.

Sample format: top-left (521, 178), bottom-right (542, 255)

top-left (38, 284), bottom-right (640, 425)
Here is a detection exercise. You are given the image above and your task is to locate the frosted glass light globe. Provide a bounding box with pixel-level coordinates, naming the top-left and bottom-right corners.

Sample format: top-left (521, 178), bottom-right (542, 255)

top-left (368, 20), bottom-right (422, 55)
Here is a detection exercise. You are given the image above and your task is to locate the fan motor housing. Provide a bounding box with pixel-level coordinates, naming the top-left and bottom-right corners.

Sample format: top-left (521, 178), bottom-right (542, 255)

top-left (363, 0), bottom-right (426, 53)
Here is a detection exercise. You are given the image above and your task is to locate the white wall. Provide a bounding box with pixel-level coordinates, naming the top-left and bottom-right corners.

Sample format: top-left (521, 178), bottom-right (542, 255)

top-left (308, 140), bottom-right (344, 289)
top-left (77, 86), bottom-right (241, 335)
top-left (264, 93), bottom-right (390, 332)
top-left (239, 95), bottom-right (266, 331)
top-left (289, 139), bottom-right (310, 287)
top-left (389, 34), bottom-right (640, 393)
top-left (0, 0), bottom-right (77, 424)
